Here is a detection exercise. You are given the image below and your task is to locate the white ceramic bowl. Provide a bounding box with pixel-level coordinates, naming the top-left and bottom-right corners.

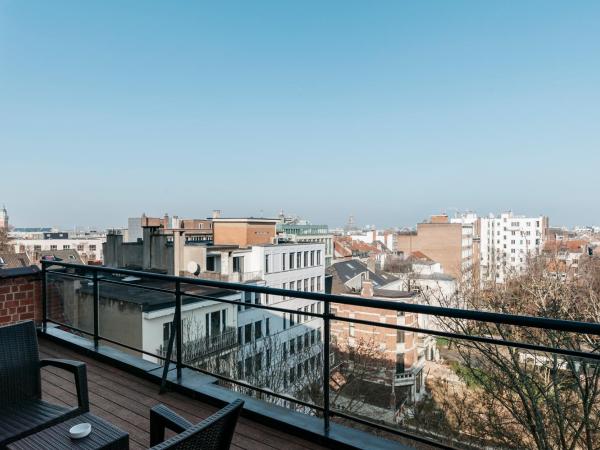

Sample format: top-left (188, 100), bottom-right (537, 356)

top-left (69, 423), bottom-right (92, 439)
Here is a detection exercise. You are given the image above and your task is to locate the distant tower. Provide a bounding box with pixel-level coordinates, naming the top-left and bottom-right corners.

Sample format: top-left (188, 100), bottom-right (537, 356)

top-left (345, 215), bottom-right (356, 232)
top-left (0, 205), bottom-right (8, 229)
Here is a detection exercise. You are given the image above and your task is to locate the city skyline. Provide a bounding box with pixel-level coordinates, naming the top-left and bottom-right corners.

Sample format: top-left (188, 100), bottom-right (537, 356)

top-left (2, 1), bottom-right (599, 228)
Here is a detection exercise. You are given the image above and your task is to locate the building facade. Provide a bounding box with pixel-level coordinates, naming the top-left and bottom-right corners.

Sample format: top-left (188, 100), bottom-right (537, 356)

top-left (480, 212), bottom-right (549, 284)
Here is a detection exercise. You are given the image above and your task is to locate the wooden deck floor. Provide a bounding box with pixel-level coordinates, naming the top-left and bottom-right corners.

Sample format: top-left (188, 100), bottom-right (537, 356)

top-left (39, 337), bottom-right (328, 450)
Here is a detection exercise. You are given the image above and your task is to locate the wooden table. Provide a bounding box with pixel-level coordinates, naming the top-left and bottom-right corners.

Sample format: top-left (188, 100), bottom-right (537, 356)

top-left (8, 413), bottom-right (129, 450)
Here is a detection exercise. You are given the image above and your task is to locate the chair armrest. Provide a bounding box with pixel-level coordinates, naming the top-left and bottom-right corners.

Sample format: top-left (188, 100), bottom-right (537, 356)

top-left (40, 358), bottom-right (89, 412)
top-left (150, 404), bottom-right (193, 446)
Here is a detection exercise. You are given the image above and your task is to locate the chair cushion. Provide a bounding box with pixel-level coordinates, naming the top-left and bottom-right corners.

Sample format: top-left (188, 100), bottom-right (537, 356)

top-left (0, 399), bottom-right (77, 446)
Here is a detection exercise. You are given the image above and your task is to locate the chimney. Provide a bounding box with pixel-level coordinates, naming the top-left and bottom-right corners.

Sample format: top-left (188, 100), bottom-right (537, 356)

top-left (212, 210), bottom-right (222, 219)
top-left (361, 279), bottom-right (374, 298)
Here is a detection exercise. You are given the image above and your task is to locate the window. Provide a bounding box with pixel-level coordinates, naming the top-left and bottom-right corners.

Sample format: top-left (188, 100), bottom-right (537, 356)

top-left (304, 279), bottom-right (308, 291)
top-left (207, 256), bottom-right (216, 271)
top-left (297, 252), bottom-right (301, 268)
top-left (245, 357), bottom-right (253, 377)
top-left (266, 349), bottom-right (272, 368)
top-left (317, 327), bottom-right (322, 342)
top-left (297, 280), bottom-right (302, 291)
top-left (290, 339), bottom-right (295, 355)
top-left (266, 318), bottom-right (270, 336)
top-left (289, 253), bottom-right (295, 269)
top-left (238, 326), bottom-right (243, 345)
top-left (283, 314), bottom-right (287, 330)
top-left (63, 245), bottom-right (70, 250)
top-left (255, 353), bottom-right (262, 372)
top-left (210, 310), bottom-right (221, 336)
top-left (50, 245), bottom-right (57, 250)
top-left (304, 332), bottom-right (309, 348)
top-left (304, 305), bottom-right (309, 321)
top-left (297, 363), bottom-right (302, 378)
top-left (396, 354), bottom-right (405, 373)
top-left (255, 320), bottom-right (262, 339)
top-left (282, 253), bottom-right (286, 271)
top-left (310, 304), bottom-right (315, 314)
top-left (77, 244), bottom-right (84, 251)
top-left (289, 367), bottom-right (295, 383)
top-left (244, 292), bottom-right (252, 310)
top-left (310, 251), bottom-right (315, 266)
top-left (304, 251), bottom-right (308, 267)
top-left (311, 330), bottom-right (316, 345)
top-left (264, 255), bottom-right (269, 273)
top-left (317, 250), bottom-right (321, 265)
top-left (245, 324), bottom-right (252, 343)
top-left (397, 331), bottom-right (405, 343)
top-left (233, 256), bottom-right (243, 273)
top-left (297, 335), bottom-right (303, 352)
top-left (163, 322), bottom-right (173, 344)
top-left (34, 245), bottom-right (42, 251)
top-left (310, 277), bottom-right (315, 292)
top-left (254, 293), bottom-right (261, 305)
top-left (297, 308), bottom-right (303, 323)
top-left (89, 245), bottom-right (96, 251)
top-left (317, 276), bottom-right (322, 291)
top-left (290, 281), bottom-right (295, 290)
top-left (290, 312), bottom-right (295, 327)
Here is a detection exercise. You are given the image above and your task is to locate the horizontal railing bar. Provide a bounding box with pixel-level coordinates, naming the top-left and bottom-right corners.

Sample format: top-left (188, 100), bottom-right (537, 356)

top-left (332, 315), bottom-right (600, 362)
top-left (46, 270), bottom-right (94, 280)
top-left (330, 409), bottom-right (458, 450)
top-left (41, 260), bottom-right (600, 336)
top-left (181, 291), bottom-right (324, 319)
top-left (46, 319), bottom-right (95, 337)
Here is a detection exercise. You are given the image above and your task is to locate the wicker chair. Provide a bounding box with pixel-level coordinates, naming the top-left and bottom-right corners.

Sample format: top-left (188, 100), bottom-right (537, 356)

top-left (0, 321), bottom-right (89, 448)
top-left (149, 399), bottom-right (244, 450)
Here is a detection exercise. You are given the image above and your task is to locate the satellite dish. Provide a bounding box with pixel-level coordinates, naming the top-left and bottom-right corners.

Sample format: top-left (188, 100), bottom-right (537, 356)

top-left (187, 261), bottom-right (201, 276)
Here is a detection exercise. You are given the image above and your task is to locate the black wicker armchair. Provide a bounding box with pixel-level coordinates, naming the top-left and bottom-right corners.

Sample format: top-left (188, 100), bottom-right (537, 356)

top-left (0, 321), bottom-right (89, 448)
top-left (149, 399), bottom-right (244, 450)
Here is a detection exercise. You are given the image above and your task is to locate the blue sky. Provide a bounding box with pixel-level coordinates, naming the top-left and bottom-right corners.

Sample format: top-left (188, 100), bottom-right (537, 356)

top-left (1, 1), bottom-right (599, 229)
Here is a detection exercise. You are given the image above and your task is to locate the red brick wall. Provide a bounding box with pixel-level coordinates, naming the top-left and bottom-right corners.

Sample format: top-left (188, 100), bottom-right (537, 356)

top-left (0, 274), bottom-right (42, 325)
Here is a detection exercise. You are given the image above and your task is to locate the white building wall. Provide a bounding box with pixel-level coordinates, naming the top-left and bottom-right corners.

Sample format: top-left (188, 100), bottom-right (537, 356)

top-left (480, 212), bottom-right (547, 284)
top-left (12, 237), bottom-right (106, 262)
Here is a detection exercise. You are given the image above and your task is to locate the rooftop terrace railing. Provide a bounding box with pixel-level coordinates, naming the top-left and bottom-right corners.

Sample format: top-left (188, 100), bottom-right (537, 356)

top-left (39, 260), bottom-right (600, 450)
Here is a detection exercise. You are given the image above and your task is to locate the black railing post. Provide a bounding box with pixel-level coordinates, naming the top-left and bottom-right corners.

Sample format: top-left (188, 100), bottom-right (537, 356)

top-left (41, 262), bottom-right (47, 333)
top-left (323, 298), bottom-right (331, 434)
top-left (93, 270), bottom-right (99, 349)
top-left (175, 280), bottom-right (183, 381)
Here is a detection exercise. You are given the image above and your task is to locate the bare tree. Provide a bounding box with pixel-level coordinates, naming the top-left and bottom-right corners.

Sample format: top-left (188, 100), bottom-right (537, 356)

top-left (419, 255), bottom-right (600, 449)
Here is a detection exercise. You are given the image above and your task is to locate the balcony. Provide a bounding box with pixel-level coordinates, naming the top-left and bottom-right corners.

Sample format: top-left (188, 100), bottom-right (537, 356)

top-left (3, 259), bottom-right (600, 450)
top-left (199, 271), bottom-right (263, 283)
top-left (157, 327), bottom-right (238, 364)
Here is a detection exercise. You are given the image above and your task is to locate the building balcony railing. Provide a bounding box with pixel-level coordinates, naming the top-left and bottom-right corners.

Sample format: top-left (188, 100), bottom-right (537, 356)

top-left (157, 326), bottom-right (238, 364)
top-left (37, 260), bottom-right (600, 450)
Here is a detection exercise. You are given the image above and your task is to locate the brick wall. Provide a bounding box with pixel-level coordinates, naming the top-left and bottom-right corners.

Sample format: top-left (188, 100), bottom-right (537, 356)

top-left (0, 273), bottom-right (42, 325)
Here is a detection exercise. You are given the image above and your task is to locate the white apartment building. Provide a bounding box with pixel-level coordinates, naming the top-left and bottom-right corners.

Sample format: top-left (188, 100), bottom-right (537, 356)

top-left (480, 212), bottom-right (548, 284)
top-left (11, 232), bottom-right (106, 263)
top-left (235, 243), bottom-right (326, 389)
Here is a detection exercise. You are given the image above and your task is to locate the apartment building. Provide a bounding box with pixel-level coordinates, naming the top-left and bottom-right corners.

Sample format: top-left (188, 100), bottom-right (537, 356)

top-left (12, 230), bottom-right (105, 263)
top-left (276, 222), bottom-right (334, 267)
top-left (480, 212), bottom-right (549, 284)
top-left (330, 279), bottom-right (426, 408)
top-left (103, 216), bottom-right (326, 394)
top-left (395, 214), bottom-right (473, 280)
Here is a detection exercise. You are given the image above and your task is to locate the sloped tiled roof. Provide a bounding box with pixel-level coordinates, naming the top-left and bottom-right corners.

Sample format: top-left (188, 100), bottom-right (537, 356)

top-left (0, 252), bottom-right (32, 269)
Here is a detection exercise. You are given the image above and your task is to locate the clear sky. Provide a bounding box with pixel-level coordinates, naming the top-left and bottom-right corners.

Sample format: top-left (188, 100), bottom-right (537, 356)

top-left (1, 1), bottom-right (599, 229)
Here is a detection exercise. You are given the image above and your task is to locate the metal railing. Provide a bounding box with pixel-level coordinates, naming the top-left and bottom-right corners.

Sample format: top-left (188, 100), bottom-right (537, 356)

top-left (157, 326), bottom-right (237, 363)
top-left (39, 260), bottom-right (600, 450)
